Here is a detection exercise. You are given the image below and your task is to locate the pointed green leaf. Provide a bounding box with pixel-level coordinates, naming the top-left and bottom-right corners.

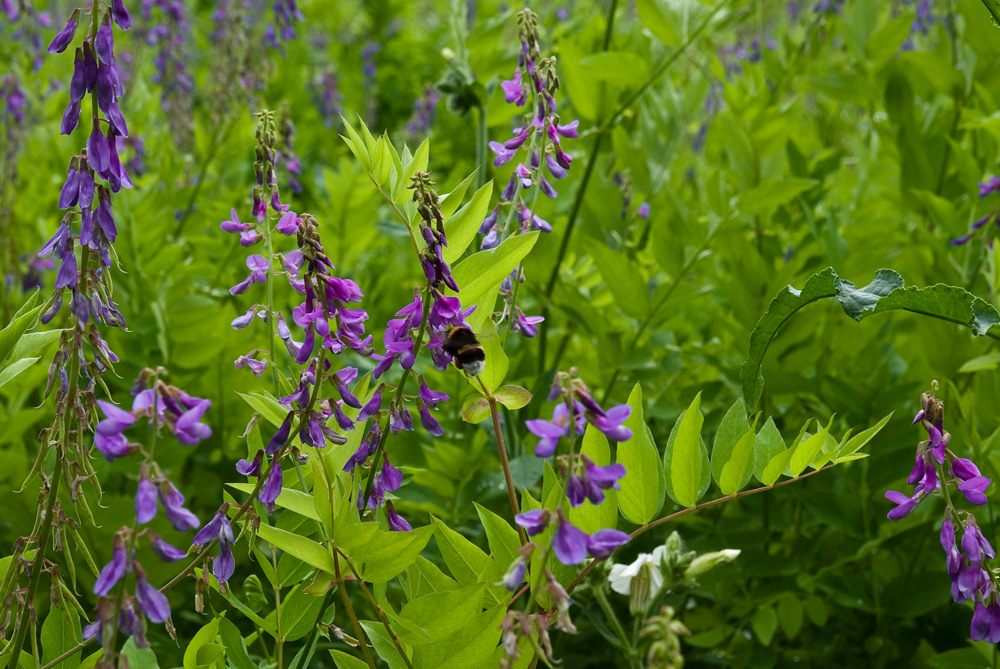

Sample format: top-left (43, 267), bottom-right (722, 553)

top-left (616, 384), bottom-right (664, 524)
top-left (444, 181), bottom-right (493, 265)
top-left (671, 392), bottom-right (705, 507)
top-left (753, 418), bottom-right (786, 483)
top-left (718, 427), bottom-right (758, 496)
top-left (711, 399), bottom-right (749, 486)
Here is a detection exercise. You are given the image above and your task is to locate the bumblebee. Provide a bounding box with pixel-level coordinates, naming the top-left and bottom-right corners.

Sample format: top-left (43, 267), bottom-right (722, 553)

top-left (442, 325), bottom-right (486, 376)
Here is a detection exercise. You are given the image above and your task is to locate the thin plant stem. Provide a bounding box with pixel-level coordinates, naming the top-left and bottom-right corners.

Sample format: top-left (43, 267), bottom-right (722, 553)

top-left (271, 545), bottom-right (283, 667)
top-left (334, 552), bottom-right (379, 669)
top-left (479, 379), bottom-right (527, 545)
top-left (336, 547), bottom-right (414, 669)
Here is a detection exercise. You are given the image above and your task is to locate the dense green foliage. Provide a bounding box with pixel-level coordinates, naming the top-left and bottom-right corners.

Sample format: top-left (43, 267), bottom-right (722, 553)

top-left (2, 0), bottom-right (1000, 667)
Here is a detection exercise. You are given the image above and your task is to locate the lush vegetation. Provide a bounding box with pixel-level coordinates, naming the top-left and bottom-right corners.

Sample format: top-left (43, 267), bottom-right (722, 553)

top-left (2, 0), bottom-right (1000, 667)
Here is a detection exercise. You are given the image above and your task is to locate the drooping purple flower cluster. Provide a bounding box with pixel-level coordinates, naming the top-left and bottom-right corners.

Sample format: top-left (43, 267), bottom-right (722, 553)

top-left (885, 386), bottom-right (999, 642)
top-left (901, 0), bottom-right (934, 44)
top-left (41, 0), bottom-right (133, 341)
top-left (483, 8), bottom-right (575, 247)
top-left (499, 369), bottom-right (631, 655)
top-left (405, 84), bottom-right (441, 142)
top-left (140, 0), bottom-right (193, 148)
top-left (950, 177), bottom-right (1000, 246)
top-left (85, 370), bottom-right (209, 648)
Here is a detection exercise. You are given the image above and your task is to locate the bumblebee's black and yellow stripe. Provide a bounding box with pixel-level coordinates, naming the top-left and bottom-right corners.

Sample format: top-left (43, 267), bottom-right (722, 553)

top-left (442, 326), bottom-right (486, 376)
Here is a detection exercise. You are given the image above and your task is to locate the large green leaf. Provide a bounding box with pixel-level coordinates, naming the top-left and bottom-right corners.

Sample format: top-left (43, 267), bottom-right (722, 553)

top-left (255, 523), bottom-right (336, 574)
top-left (670, 392), bottom-right (706, 507)
top-left (40, 608), bottom-right (81, 669)
top-left (355, 526), bottom-right (433, 583)
top-left (616, 384), bottom-right (665, 525)
top-left (449, 232), bottom-right (539, 306)
top-left (411, 606), bottom-right (506, 669)
top-left (710, 399), bottom-right (748, 488)
top-left (443, 181), bottom-right (493, 265)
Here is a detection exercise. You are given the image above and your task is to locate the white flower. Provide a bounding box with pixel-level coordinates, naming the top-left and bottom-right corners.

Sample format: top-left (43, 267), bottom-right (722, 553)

top-left (608, 545), bottom-right (666, 596)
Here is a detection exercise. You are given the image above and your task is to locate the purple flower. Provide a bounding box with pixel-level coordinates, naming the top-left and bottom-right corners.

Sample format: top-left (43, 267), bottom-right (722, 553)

top-left (134, 568), bottom-right (170, 623)
top-left (586, 529), bottom-right (630, 559)
top-left (93, 544), bottom-right (127, 596)
top-left (885, 489), bottom-right (924, 520)
top-left (357, 388), bottom-right (383, 421)
top-left (489, 141), bottom-right (517, 167)
top-left (958, 476), bottom-right (992, 506)
top-left (952, 457), bottom-right (981, 481)
top-left (259, 463), bottom-right (283, 515)
top-left (501, 71), bottom-right (526, 105)
top-left (503, 558), bottom-right (527, 591)
top-left (267, 412), bottom-right (294, 454)
top-left (220, 208), bottom-right (250, 233)
top-left (418, 404), bottom-right (443, 436)
top-left (230, 254), bottom-right (270, 295)
top-left (589, 404), bottom-right (633, 442)
top-left (94, 399), bottom-right (137, 460)
top-left (149, 534), bottom-right (187, 562)
top-left (159, 480), bottom-right (200, 532)
top-left (637, 203), bottom-right (651, 219)
top-left (979, 177), bottom-right (1000, 198)
top-left (236, 449), bottom-right (264, 477)
top-left (553, 512), bottom-right (589, 565)
top-left (136, 476), bottom-right (158, 523)
top-left (972, 601), bottom-right (1000, 643)
top-left (526, 402), bottom-right (585, 457)
top-left (47, 12), bottom-right (79, 53)
top-left (515, 509), bottom-right (550, 536)
top-left (587, 462), bottom-right (626, 491)
top-left (193, 508), bottom-right (236, 583)
top-left (386, 501), bottom-right (412, 532)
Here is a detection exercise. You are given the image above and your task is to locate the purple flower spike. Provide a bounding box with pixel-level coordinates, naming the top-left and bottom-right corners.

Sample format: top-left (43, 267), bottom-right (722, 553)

top-left (553, 513), bottom-right (589, 565)
top-left (885, 489), bottom-right (924, 520)
top-left (93, 544), bottom-right (127, 596)
top-left (586, 529), bottom-right (630, 559)
top-left (515, 509), bottom-right (550, 536)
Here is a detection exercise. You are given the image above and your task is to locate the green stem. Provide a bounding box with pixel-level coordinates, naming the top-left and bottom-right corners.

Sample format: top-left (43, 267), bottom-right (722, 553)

top-left (593, 584), bottom-right (636, 661)
top-left (480, 380), bottom-right (527, 545)
top-left (7, 456), bottom-right (65, 669)
top-left (476, 105), bottom-right (489, 190)
top-left (271, 545), bottom-right (283, 667)
top-left (333, 552), bottom-right (379, 669)
top-left (335, 548), bottom-right (414, 669)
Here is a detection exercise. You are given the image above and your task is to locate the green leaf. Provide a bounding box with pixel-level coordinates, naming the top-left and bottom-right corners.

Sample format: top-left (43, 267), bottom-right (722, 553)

top-left (266, 586), bottom-right (324, 642)
top-left (718, 427), bottom-right (757, 496)
top-left (493, 385), bottom-right (531, 410)
top-left (670, 392), bottom-right (705, 507)
top-left (431, 516), bottom-right (494, 586)
top-left (586, 239), bottom-right (649, 321)
top-left (927, 648), bottom-right (990, 669)
top-left (121, 637), bottom-right (160, 669)
top-left (399, 583), bottom-right (487, 645)
top-left (737, 178), bottom-right (818, 216)
top-left (7, 329), bottom-right (63, 366)
top-left (411, 606), bottom-right (506, 669)
top-left (330, 650), bottom-right (371, 669)
top-left (440, 169), bottom-right (479, 219)
top-left (236, 391), bottom-right (287, 428)
top-left (570, 425), bottom-right (619, 534)
top-left (443, 181), bottom-right (493, 265)
top-left (474, 503), bottom-right (521, 575)
top-left (355, 526), bottom-right (433, 583)
top-left (752, 605), bottom-right (778, 646)
top-left (710, 399), bottom-right (748, 487)
top-left (227, 483), bottom-right (319, 520)
top-left (217, 617), bottom-right (256, 669)
top-left (958, 353), bottom-right (1000, 373)
top-left (777, 595), bottom-right (804, 640)
top-left (477, 328), bottom-right (509, 393)
top-left (40, 608), bottom-right (81, 669)
top-left (836, 413), bottom-right (893, 460)
top-left (636, 0), bottom-right (681, 46)
top-left (0, 292), bottom-right (41, 367)
top-left (449, 232), bottom-right (539, 306)
top-left (361, 621), bottom-right (412, 669)
top-left (761, 449), bottom-right (794, 486)
top-left (255, 523), bottom-right (336, 573)
top-left (616, 384), bottom-right (665, 524)
top-left (788, 417), bottom-right (833, 476)
top-left (0, 356), bottom-right (39, 390)
top-left (183, 618), bottom-right (224, 669)
top-left (341, 116), bottom-right (370, 168)
top-left (753, 418), bottom-right (785, 483)
top-left (461, 395), bottom-right (490, 423)
top-left (579, 52), bottom-right (649, 87)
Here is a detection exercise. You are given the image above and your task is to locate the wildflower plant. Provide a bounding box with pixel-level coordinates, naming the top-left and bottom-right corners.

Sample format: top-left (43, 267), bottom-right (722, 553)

top-left (5, 1), bottom-right (1000, 668)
